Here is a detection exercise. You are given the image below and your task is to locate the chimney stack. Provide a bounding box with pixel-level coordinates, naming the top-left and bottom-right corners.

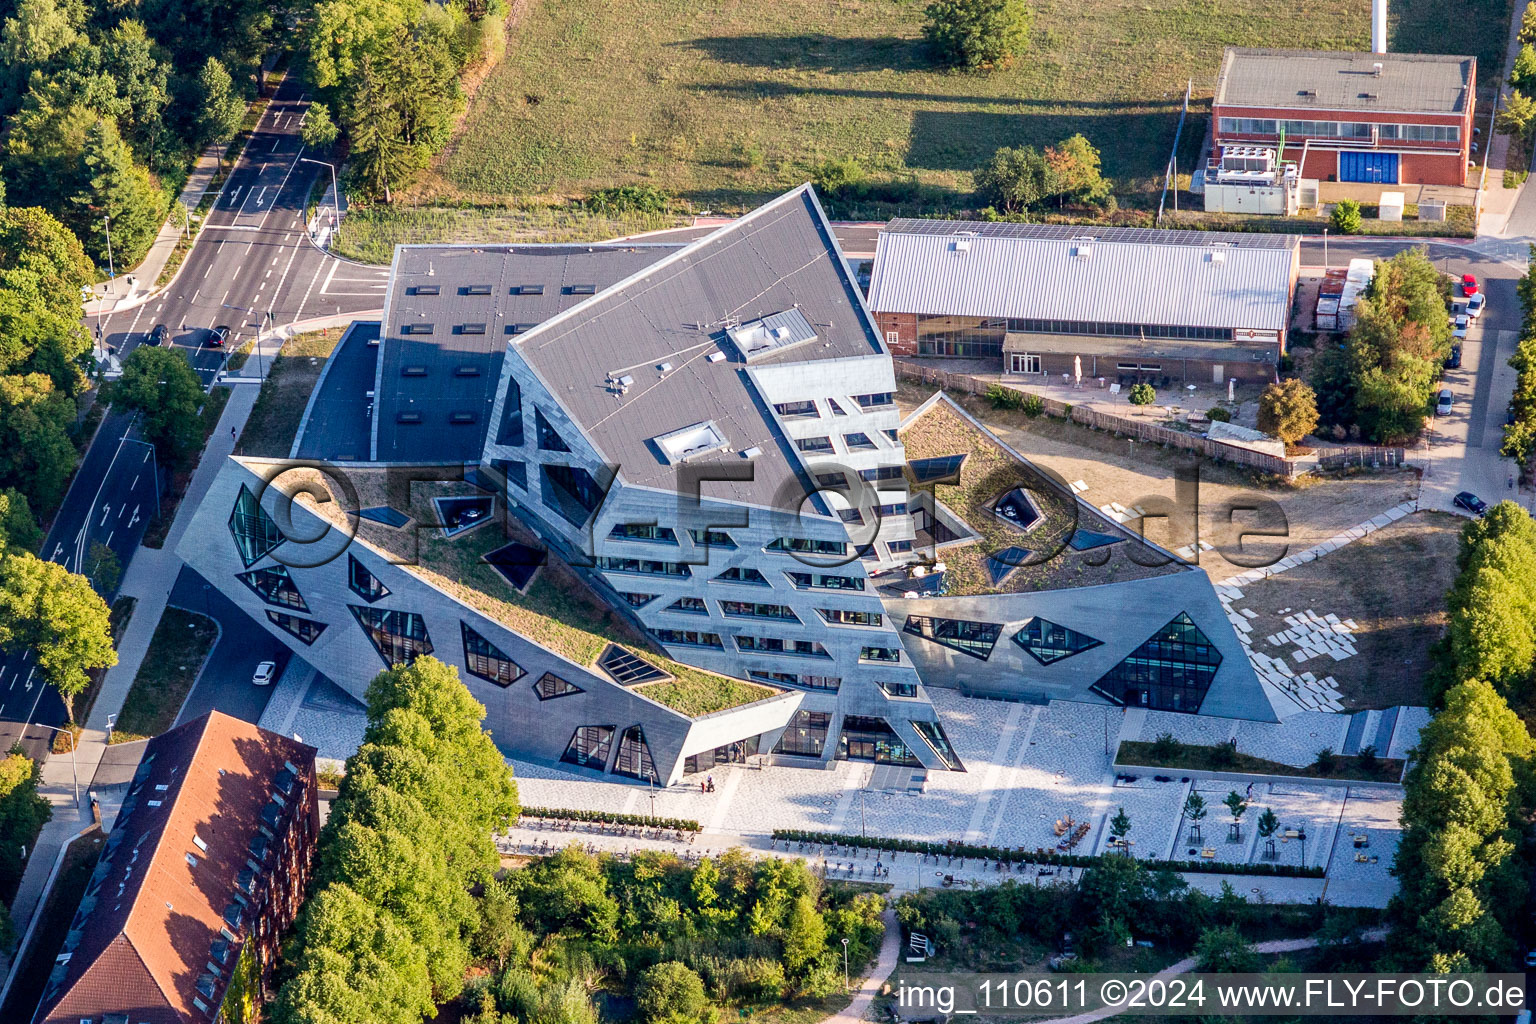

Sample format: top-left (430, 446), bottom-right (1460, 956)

top-left (1372, 0), bottom-right (1387, 54)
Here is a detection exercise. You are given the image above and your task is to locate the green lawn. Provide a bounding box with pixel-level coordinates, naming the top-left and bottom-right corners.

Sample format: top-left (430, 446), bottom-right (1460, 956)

top-left (1117, 739), bottom-right (1405, 783)
top-left (411, 0), bottom-right (1505, 214)
top-left (109, 607), bottom-right (218, 743)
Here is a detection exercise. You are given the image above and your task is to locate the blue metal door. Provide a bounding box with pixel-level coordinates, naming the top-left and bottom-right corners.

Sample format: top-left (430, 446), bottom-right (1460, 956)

top-left (1338, 151), bottom-right (1399, 183)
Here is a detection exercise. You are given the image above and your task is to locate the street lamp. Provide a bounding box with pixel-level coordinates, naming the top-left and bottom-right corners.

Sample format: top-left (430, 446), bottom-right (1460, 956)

top-left (841, 937), bottom-right (849, 992)
top-left (299, 158), bottom-right (341, 241)
top-left (103, 214), bottom-right (115, 281)
top-left (221, 302), bottom-right (273, 379)
top-left (31, 723), bottom-right (79, 808)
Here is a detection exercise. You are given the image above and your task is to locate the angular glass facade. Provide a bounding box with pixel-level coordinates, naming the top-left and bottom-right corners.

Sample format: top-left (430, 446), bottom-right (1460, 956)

top-left (267, 611), bottom-right (326, 645)
top-left (613, 725), bottom-right (658, 782)
top-left (534, 671), bottom-right (585, 700)
top-left (347, 554), bottom-right (390, 603)
top-left (535, 408), bottom-right (570, 451)
top-left (561, 725), bottom-right (613, 769)
top-left (349, 605), bottom-right (434, 667)
top-left (775, 710), bottom-right (831, 757)
top-left (460, 622), bottom-right (525, 687)
top-left (835, 715), bottom-right (921, 765)
top-left (228, 484), bottom-right (284, 567)
top-left (912, 719), bottom-right (963, 771)
top-left (236, 566), bottom-right (307, 610)
top-left (902, 616), bottom-right (1002, 661)
top-left (1014, 616), bottom-right (1103, 665)
top-left (1090, 612), bottom-right (1223, 713)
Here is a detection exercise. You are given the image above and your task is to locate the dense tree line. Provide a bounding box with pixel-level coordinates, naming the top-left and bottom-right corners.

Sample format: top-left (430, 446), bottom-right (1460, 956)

top-left (0, 748), bottom-right (52, 951)
top-left (0, 0), bottom-right (272, 267)
top-left (273, 657), bottom-right (519, 1024)
top-left (1312, 247), bottom-right (1452, 443)
top-left (1433, 503), bottom-right (1536, 704)
top-left (300, 0), bottom-right (505, 201)
top-left (1501, 246), bottom-right (1536, 472)
top-left (457, 846), bottom-right (882, 1024)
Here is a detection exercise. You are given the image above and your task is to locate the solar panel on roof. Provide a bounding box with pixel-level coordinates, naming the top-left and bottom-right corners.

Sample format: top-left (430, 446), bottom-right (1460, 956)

top-left (883, 218), bottom-right (1297, 250)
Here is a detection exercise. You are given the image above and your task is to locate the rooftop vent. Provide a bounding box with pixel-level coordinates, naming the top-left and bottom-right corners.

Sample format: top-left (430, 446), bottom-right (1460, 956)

top-left (449, 411), bottom-right (478, 424)
top-left (515, 284), bottom-right (544, 295)
top-left (409, 284), bottom-right (440, 296)
top-left (396, 412), bottom-right (423, 424)
top-left (741, 445), bottom-right (762, 459)
top-left (401, 323), bottom-right (435, 335)
top-left (455, 364), bottom-right (481, 377)
top-left (725, 308), bottom-right (818, 362)
top-left (510, 322), bottom-right (540, 334)
top-left (1373, 61), bottom-right (1383, 76)
top-left (652, 420), bottom-right (729, 464)
top-left (566, 284), bottom-right (596, 295)
top-left (462, 284), bottom-right (492, 296)
top-left (459, 322), bottom-right (487, 335)
top-left (401, 365), bottom-right (427, 377)
top-left (657, 362), bottom-right (672, 373)
top-left (706, 350), bottom-right (726, 363)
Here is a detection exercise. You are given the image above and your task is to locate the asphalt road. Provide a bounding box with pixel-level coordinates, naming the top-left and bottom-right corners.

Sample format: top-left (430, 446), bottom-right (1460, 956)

top-left (0, 72), bottom-right (387, 760)
top-left (170, 566), bottom-right (288, 728)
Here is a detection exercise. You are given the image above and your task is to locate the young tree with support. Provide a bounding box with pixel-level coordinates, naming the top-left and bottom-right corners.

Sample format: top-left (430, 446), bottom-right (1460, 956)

top-left (1223, 790), bottom-right (1248, 843)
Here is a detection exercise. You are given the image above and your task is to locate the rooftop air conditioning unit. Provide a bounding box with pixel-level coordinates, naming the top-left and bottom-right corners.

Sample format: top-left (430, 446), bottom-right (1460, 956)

top-left (1208, 251), bottom-right (1227, 263)
top-left (1072, 245), bottom-right (1092, 260)
top-left (706, 351), bottom-right (726, 363)
top-left (951, 239), bottom-right (971, 253)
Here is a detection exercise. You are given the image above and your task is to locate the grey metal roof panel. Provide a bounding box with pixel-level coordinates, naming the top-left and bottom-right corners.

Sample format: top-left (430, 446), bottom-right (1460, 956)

top-left (514, 185), bottom-right (885, 509)
top-left (1215, 47), bottom-right (1473, 115)
top-left (883, 218), bottom-right (1298, 249)
top-left (1002, 332), bottom-right (1278, 366)
top-left (868, 224), bottom-right (1296, 332)
top-left (372, 244), bottom-right (679, 463)
top-left (293, 321), bottom-right (378, 461)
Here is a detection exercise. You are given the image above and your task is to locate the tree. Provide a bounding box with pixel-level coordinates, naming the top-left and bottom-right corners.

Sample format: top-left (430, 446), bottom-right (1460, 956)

top-left (1513, 44), bottom-right (1536, 94)
top-left (0, 489), bottom-right (41, 555)
top-left (0, 553), bottom-right (116, 721)
top-left (1195, 925), bottom-right (1261, 972)
top-left (923, 0), bottom-right (1030, 70)
top-left (66, 117), bottom-right (164, 268)
top-left (1256, 807), bottom-right (1280, 858)
top-left (0, 750), bottom-right (49, 942)
top-left (782, 890), bottom-right (828, 979)
top-left (104, 346), bottom-right (205, 466)
top-left (1109, 806), bottom-right (1132, 851)
top-left (1257, 379), bottom-right (1319, 445)
top-left (0, 373), bottom-right (78, 515)
top-left (85, 540), bottom-right (120, 592)
top-left (1330, 198), bottom-right (1362, 234)
top-left (195, 56), bottom-right (245, 153)
top-left (1128, 382), bottom-right (1155, 411)
top-left (1497, 91), bottom-right (1536, 138)
top-left (1044, 134), bottom-right (1110, 207)
top-left (1183, 792), bottom-right (1207, 842)
top-left (1222, 790), bottom-right (1247, 841)
top-left (974, 145), bottom-right (1053, 215)
top-left (635, 962), bottom-right (708, 1024)
top-left (1343, 249), bottom-right (1453, 442)
top-left (302, 101), bottom-right (339, 150)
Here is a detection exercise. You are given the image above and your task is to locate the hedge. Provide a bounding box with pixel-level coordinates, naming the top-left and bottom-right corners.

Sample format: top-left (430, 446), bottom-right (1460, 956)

top-left (521, 806), bottom-right (702, 832)
top-left (770, 829), bottom-right (1326, 879)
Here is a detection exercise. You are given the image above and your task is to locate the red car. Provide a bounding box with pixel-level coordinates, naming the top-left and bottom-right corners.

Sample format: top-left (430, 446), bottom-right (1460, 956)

top-left (1462, 273), bottom-right (1479, 297)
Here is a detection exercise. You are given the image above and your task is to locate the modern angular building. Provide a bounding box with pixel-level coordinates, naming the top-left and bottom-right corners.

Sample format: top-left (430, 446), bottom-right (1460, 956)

top-left (33, 712), bottom-right (317, 1024)
top-left (180, 186), bottom-right (1288, 788)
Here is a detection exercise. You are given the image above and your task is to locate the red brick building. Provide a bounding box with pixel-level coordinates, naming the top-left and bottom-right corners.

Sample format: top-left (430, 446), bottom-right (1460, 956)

top-left (33, 712), bottom-right (319, 1024)
top-left (1212, 47), bottom-right (1476, 187)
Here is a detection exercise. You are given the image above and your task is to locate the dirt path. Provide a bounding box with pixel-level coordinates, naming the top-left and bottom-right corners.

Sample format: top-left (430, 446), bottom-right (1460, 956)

top-left (820, 907), bottom-right (902, 1024)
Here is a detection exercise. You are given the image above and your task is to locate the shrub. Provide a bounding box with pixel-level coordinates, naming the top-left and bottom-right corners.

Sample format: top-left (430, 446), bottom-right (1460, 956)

top-left (1150, 731), bottom-right (1182, 761)
top-left (1357, 745), bottom-right (1378, 772)
top-left (584, 185), bottom-right (671, 215)
top-left (1313, 748), bottom-right (1337, 775)
top-left (1257, 379), bottom-right (1320, 444)
top-left (1210, 738), bottom-right (1238, 768)
top-left (636, 962), bottom-right (709, 1024)
top-left (1020, 393), bottom-right (1044, 418)
top-left (811, 156), bottom-right (865, 197)
top-left (923, 0), bottom-right (1031, 70)
top-left (1205, 407), bottom-right (1232, 423)
top-left (1128, 382), bottom-right (1156, 408)
top-left (985, 383), bottom-right (1026, 410)
top-left (1330, 199), bottom-right (1362, 235)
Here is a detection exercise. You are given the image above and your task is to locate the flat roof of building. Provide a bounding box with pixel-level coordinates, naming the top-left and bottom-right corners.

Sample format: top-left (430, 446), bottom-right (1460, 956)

top-left (869, 220), bottom-right (1297, 332)
top-left (514, 184), bottom-right (886, 509)
top-left (1215, 47), bottom-right (1474, 115)
top-left (372, 244), bottom-right (680, 464)
top-left (292, 321), bottom-right (379, 461)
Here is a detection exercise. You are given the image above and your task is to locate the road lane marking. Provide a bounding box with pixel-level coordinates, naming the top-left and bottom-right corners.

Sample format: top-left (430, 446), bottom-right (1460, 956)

top-left (99, 504), bottom-right (111, 526)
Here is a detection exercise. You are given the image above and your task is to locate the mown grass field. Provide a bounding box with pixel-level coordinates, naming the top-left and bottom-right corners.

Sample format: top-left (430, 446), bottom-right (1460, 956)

top-left (410, 0), bottom-right (1506, 213)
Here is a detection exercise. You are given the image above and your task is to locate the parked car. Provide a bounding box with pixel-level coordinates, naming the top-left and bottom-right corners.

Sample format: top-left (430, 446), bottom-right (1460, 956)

top-left (1436, 388), bottom-right (1453, 415)
top-left (1454, 492), bottom-right (1489, 516)
top-left (1462, 273), bottom-right (1479, 297)
top-left (1452, 315), bottom-right (1469, 341)
top-left (1467, 292), bottom-right (1486, 319)
top-left (252, 660), bottom-right (277, 686)
top-left (1524, 949), bottom-right (1536, 968)
top-left (149, 323), bottom-right (169, 345)
top-left (209, 324), bottom-right (231, 347)
top-left (1445, 343), bottom-right (1462, 369)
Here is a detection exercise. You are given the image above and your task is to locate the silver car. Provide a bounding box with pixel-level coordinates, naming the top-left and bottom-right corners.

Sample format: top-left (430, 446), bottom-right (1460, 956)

top-left (1436, 388), bottom-right (1453, 416)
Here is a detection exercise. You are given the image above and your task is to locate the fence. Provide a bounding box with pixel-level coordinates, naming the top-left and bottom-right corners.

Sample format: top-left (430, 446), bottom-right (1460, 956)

top-left (894, 361), bottom-right (1405, 478)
